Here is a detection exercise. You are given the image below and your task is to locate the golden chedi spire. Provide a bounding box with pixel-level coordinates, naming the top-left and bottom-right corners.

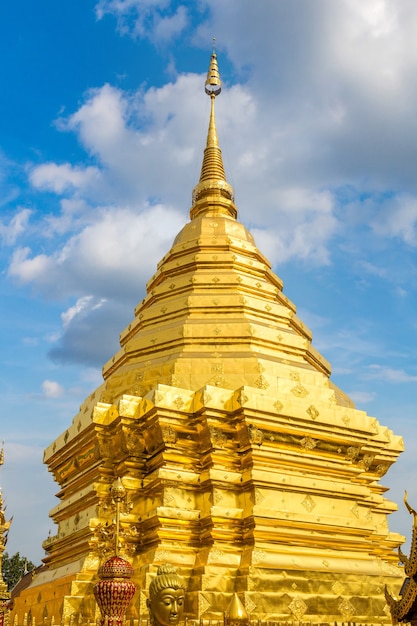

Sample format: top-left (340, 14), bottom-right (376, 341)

top-left (15, 49), bottom-right (405, 626)
top-left (191, 48), bottom-right (237, 220)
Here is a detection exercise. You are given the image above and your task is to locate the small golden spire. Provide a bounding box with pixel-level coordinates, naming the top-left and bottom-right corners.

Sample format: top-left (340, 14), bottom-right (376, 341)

top-left (224, 593), bottom-right (250, 626)
top-left (190, 48), bottom-right (237, 220)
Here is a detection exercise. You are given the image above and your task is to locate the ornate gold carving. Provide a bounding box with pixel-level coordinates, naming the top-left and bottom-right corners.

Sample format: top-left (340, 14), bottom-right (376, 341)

top-left (243, 593), bottom-right (256, 614)
top-left (252, 549), bottom-right (266, 565)
top-left (347, 446), bottom-right (360, 460)
top-left (339, 598), bottom-right (355, 619)
top-left (122, 427), bottom-right (144, 455)
top-left (154, 550), bottom-right (171, 562)
top-left (208, 548), bottom-right (224, 563)
top-left (291, 384), bottom-right (308, 398)
top-left (332, 581), bottom-right (345, 595)
top-left (248, 425), bottom-right (264, 445)
top-left (213, 490), bottom-right (223, 505)
top-left (306, 405), bottom-right (319, 420)
top-left (376, 463), bottom-right (389, 476)
top-left (164, 492), bottom-right (176, 506)
top-left (162, 425), bottom-right (177, 445)
top-left (300, 436), bottom-right (317, 450)
top-left (210, 427), bottom-right (227, 448)
top-left (255, 375), bottom-right (269, 390)
top-left (359, 454), bottom-right (375, 470)
top-left (254, 488), bottom-right (265, 504)
top-left (288, 596), bottom-right (307, 620)
top-left (302, 495), bottom-right (316, 512)
top-left (274, 400), bottom-right (283, 412)
top-left (173, 396), bottom-right (184, 409)
top-left (351, 504), bottom-right (360, 518)
top-left (198, 593), bottom-right (211, 616)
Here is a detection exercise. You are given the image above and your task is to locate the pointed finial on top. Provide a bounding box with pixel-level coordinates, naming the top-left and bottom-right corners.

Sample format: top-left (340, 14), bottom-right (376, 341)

top-left (225, 593), bottom-right (250, 626)
top-left (205, 45), bottom-right (222, 97)
top-left (190, 48), bottom-right (237, 220)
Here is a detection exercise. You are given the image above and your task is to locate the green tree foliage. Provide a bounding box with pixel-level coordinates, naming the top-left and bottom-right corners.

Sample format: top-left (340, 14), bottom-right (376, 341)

top-left (1, 551), bottom-right (36, 591)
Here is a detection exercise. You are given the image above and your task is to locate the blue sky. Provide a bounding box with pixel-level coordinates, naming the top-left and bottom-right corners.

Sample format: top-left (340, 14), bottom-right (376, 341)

top-left (2, 0), bottom-right (417, 564)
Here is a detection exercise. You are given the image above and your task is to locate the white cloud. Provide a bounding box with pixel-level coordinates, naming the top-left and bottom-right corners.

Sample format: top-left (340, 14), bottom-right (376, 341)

top-left (41, 380), bottom-right (65, 398)
top-left (8, 204), bottom-right (184, 301)
top-left (96, 0), bottom-right (188, 42)
top-left (61, 296), bottom-right (107, 329)
top-left (30, 163), bottom-right (101, 195)
top-left (9, 247), bottom-right (54, 283)
top-left (366, 365), bottom-right (417, 383)
top-left (0, 208), bottom-right (32, 245)
top-left (348, 391), bottom-right (376, 404)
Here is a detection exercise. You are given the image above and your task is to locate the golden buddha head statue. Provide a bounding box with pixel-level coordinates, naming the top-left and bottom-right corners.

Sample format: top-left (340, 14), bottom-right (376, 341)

top-left (147, 564), bottom-right (185, 626)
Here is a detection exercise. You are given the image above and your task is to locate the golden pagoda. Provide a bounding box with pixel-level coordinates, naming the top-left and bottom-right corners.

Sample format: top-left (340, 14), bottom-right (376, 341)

top-left (11, 52), bottom-right (405, 625)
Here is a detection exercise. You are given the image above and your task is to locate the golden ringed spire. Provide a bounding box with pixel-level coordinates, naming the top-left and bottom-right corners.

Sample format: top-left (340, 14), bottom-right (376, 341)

top-left (190, 48), bottom-right (237, 220)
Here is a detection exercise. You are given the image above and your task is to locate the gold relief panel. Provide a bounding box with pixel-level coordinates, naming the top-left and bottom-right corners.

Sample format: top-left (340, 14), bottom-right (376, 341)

top-left (342, 413), bottom-right (351, 426)
top-left (338, 597), bottom-right (355, 619)
top-left (306, 405), bottom-right (319, 420)
top-left (331, 581), bottom-right (345, 596)
top-left (254, 488), bottom-right (265, 504)
top-left (209, 427), bottom-right (227, 448)
top-left (154, 549), bottom-right (172, 563)
top-left (376, 463), bottom-right (389, 476)
top-left (139, 590), bottom-right (148, 620)
top-left (248, 425), bottom-right (264, 446)
top-left (254, 375), bottom-right (269, 390)
top-left (207, 548), bottom-right (224, 563)
top-left (121, 427), bottom-right (145, 456)
top-left (346, 445), bottom-right (360, 460)
top-left (301, 495), bottom-right (316, 513)
top-left (75, 442), bottom-right (96, 469)
top-left (251, 549), bottom-right (266, 565)
top-left (274, 399), bottom-right (283, 413)
top-left (288, 596), bottom-right (307, 620)
top-left (197, 593), bottom-right (211, 617)
top-left (291, 384), bottom-right (309, 398)
top-left (359, 453), bottom-right (375, 470)
top-left (243, 593), bottom-right (256, 615)
top-left (350, 504), bottom-right (360, 519)
top-left (300, 436), bottom-right (317, 451)
top-left (163, 491), bottom-right (176, 507)
top-left (162, 425), bottom-right (177, 445)
top-left (142, 423), bottom-right (163, 453)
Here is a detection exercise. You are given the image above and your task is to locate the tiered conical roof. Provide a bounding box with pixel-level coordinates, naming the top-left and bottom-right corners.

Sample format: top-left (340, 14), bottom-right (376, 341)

top-left (99, 50), bottom-right (340, 405)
